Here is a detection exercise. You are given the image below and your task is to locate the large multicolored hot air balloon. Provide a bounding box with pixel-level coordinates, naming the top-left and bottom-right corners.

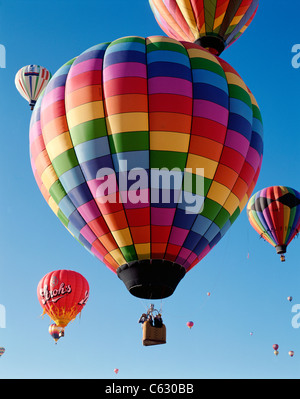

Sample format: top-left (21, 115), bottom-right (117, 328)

top-left (149, 0), bottom-right (259, 55)
top-left (247, 186), bottom-right (300, 261)
top-left (15, 65), bottom-right (51, 110)
top-left (29, 36), bottom-right (263, 300)
top-left (0, 347), bottom-right (5, 357)
top-left (37, 270), bottom-right (89, 331)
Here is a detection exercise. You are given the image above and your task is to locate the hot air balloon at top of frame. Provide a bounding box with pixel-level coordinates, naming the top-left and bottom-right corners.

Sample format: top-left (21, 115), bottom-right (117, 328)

top-left (247, 186), bottom-right (300, 262)
top-left (149, 0), bottom-right (259, 55)
top-left (29, 36), bottom-right (263, 301)
top-left (15, 65), bottom-right (51, 110)
top-left (37, 270), bottom-right (89, 335)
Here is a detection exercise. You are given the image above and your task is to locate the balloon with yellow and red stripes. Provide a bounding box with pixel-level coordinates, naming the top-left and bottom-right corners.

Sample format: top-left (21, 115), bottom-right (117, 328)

top-left (247, 186), bottom-right (300, 261)
top-left (30, 36), bottom-right (263, 299)
top-left (148, 0), bottom-right (259, 55)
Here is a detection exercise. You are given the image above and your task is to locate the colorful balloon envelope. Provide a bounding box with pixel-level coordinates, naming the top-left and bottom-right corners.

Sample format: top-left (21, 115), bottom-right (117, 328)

top-left (0, 347), bottom-right (5, 357)
top-left (114, 368), bottom-right (119, 374)
top-left (49, 323), bottom-right (65, 343)
top-left (15, 65), bottom-right (51, 110)
top-left (289, 351), bottom-right (294, 357)
top-left (29, 36), bottom-right (263, 300)
top-left (273, 344), bottom-right (279, 351)
top-left (149, 0), bottom-right (259, 55)
top-left (37, 270), bottom-right (89, 327)
top-left (186, 321), bottom-right (194, 329)
top-left (247, 186), bottom-right (300, 261)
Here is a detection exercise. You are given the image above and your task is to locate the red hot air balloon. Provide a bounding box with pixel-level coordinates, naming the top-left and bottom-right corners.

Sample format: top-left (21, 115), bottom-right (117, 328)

top-left (186, 321), bottom-right (194, 329)
top-left (114, 368), bottom-right (119, 374)
top-left (37, 270), bottom-right (89, 329)
top-left (289, 351), bottom-right (294, 357)
top-left (29, 36), bottom-right (263, 301)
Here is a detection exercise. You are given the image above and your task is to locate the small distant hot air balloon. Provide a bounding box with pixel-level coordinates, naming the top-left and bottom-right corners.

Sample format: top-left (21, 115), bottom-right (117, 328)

top-left (0, 347), bottom-right (5, 357)
top-left (250, 332), bottom-right (253, 336)
top-left (287, 296), bottom-right (293, 302)
top-left (37, 270), bottom-right (89, 338)
top-left (247, 186), bottom-right (300, 262)
top-left (186, 321), bottom-right (194, 329)
top-left (149, 0), bottom-right (259, 55)
top-left (114, 368), bottom-right (119, 374)
top-left (273, 344), bottom-right (279, 355)
top-left (15, 64), bottom-right (51, 110)
top-left (207, 292), bottom-right (211, 297)
top-left (289, 351), bottom-right (294, 357)
top-left (49, 323), bottom-right (65, 344)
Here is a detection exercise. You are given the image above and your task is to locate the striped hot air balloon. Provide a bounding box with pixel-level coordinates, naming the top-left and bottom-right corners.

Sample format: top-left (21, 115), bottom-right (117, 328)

top-left (149, 0), bottom-right (259, 55)
top-left (247, 186), bottom-right (300, 261)
top-left (15, 64), bottom-right (51, 110)
top-left (29, 36), bottom-right (263, 300)
top-left (48, 323), bottom-right (65, 343)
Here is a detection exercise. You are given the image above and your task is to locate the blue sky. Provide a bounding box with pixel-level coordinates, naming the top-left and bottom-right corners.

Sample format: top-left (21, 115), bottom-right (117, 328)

top-left (0, 0), bottom-right (300, 379)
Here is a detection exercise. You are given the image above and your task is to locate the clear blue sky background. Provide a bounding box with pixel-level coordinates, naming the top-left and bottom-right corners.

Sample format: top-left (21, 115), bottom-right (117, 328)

top-left (0, 0), bottom-right (299, 379)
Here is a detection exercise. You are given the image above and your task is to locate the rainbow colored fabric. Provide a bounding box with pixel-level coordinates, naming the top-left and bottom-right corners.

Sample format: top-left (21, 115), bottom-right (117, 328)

top-left (149, 0), bottom-right (259, 50)
top-left (247, 186), bottom-right (300, 251)
top-left (29, 36), bottom-right (263, 274)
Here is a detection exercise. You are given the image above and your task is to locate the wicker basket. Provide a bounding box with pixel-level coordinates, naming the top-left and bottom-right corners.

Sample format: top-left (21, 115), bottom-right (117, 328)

top-left (142, 320), bottom-right (166, 346)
